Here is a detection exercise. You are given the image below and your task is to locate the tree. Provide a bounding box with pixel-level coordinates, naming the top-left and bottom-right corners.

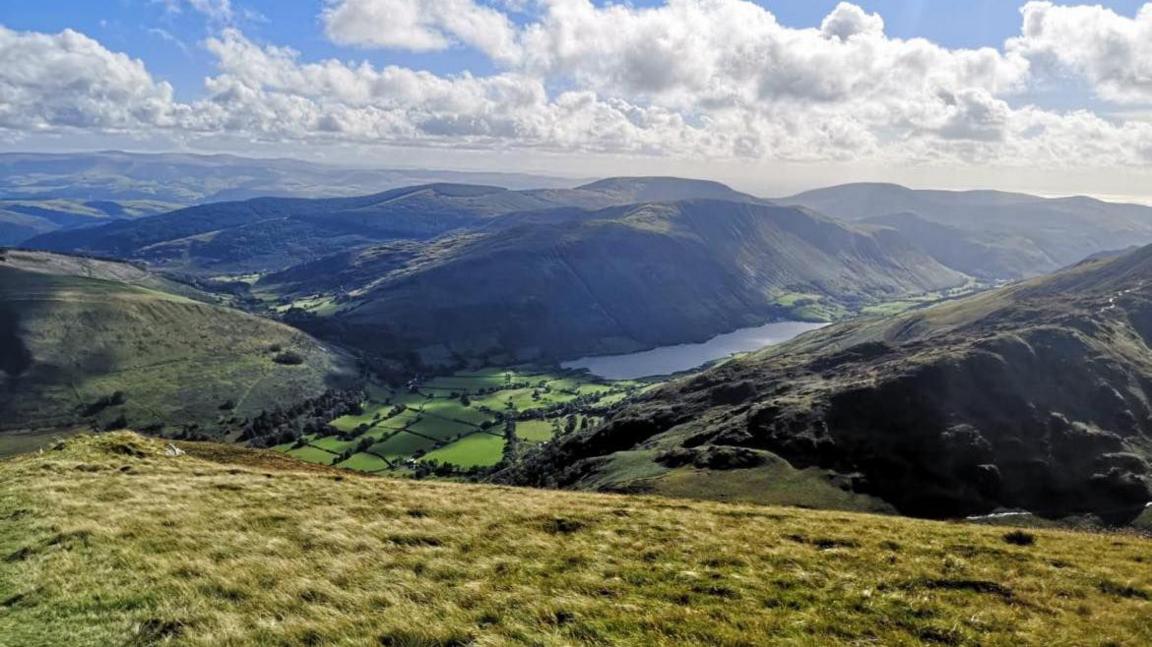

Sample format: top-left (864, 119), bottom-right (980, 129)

top-left (273, 350), bottom-right (305, 365)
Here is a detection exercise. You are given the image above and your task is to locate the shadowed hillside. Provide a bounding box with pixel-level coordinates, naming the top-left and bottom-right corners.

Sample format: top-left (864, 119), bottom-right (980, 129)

top-left (0, 251), bottom-right (355, 438)
top-left (504, 245), bottom-right (1152, 522)
top-left (261, 199), bottom-right (967, 363)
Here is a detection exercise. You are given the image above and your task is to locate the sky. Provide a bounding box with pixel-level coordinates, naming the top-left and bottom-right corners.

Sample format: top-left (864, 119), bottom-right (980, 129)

top-left (2, 1), bottom-right (1152, 199)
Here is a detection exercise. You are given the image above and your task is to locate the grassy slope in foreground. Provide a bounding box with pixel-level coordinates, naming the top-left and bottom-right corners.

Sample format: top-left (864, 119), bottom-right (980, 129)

top-left (2, 433), bottom-right (1150, 646)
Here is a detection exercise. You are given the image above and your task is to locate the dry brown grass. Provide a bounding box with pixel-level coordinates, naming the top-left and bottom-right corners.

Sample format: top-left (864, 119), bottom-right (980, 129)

top-left (1, 432), bottom-right (1150, 646)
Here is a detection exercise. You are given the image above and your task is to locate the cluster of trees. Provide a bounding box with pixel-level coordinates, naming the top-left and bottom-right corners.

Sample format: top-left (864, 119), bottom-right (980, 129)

top-left (77, 390), bottom-right (127, 417)
top-left (331, 436), bottom-right (377, 463)
top-left (410, 459), bottom-right (491, 480)
top-left (240, 389), bottom-right (365, 448)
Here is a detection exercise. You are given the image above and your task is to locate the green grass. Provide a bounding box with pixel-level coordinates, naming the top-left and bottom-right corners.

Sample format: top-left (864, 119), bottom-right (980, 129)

top-left (328, 401), bottom-right (397, 432)
top-left (422, 432), bottom-right (506, 468)
top-left (337, 452), bottom-right (392, 472)
top-left (418, 398), bottom-right (492, 426)
top-left (4, 433), bottom-right (1151, 646)
top-left (309, 436), bottom-right (356, 454)
top-left (284, 445), bottom-right (336, 465)
top-left (369, 431), bottom-right (437, 459)
top-left (406, 416), bottom-right (478, 442)
top-left (515, 419), bottom-right (557, 443)
top-left (469, 387), bottom-right (532, 411)
top-left (592, 391), bottom-right (630, 407)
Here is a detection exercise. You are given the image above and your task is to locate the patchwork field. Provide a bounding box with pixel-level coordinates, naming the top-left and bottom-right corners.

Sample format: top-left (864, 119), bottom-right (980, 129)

top-left (274, 367), bottom-right (644, 473)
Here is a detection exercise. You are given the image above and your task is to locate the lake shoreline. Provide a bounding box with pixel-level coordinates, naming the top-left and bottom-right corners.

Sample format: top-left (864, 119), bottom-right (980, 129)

top-left (562, 320), bottom-right (828, 380)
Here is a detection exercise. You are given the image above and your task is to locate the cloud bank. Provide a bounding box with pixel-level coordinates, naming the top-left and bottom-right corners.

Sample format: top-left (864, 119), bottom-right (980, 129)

top-left (3, 1), bottom-right (1152, 169)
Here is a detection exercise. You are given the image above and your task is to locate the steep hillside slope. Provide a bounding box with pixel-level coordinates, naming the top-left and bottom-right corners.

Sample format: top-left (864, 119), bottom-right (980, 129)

top-left (26, 178), bottom-right (765, 275)
top-left (783, 183), bottom-right (1152, 278)
top-left (262, 200), bottom-right (966, 363)
top-left (506, 245), bottom-right (1152, 522)
top-left (0, 251), bottom-right (354, 436)
top-left (1, 432), bottom-right (1149, 646)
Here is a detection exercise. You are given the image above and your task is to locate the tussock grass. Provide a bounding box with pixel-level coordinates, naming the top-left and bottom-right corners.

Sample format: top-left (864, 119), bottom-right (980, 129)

top-left (2, 433), bottom-right (1150, 646)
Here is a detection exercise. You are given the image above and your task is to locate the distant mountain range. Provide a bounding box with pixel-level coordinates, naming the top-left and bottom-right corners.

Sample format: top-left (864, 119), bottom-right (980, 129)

top-left (0, 151), bottom-right (581, 246)
top-left (504, 244), bottom-right (1152, 522)
top-left (26, 172), bottom-right (1152, 367)
top-left (26, 177), bottom-right (761, 275)
top-left (0, 150), bottom-right (579, 203)
top-left (782, 183), bottom-right (1152, 278)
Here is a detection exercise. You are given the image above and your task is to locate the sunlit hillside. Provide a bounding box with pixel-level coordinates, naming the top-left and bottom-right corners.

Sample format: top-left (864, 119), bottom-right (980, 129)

top-left (1, 433), bottom-right (1148, 646)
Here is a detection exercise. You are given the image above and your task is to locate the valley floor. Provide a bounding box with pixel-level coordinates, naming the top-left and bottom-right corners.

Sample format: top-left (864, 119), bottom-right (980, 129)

top-left (273, 367), bottom-right (643, 474)
top-left (2, 433), bottom-right (1150, 646)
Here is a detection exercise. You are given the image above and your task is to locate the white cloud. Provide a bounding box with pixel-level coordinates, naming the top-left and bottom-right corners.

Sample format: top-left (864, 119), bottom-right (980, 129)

top-left (4, 1), bottom-right (1152, 174)
top-left (157, 0), bottom-right (234, 23)
top-left (0, 25), bottom-right (176, 132)
top-left (322, 0), bottom-right (520, 61)
top-left (820, 2), bottom-right (885, 41)
top-left (1010, 1), bottom-right (1152, 104)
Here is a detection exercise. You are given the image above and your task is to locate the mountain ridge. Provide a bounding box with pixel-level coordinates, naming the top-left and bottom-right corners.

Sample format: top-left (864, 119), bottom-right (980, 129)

top-left (262, 198), bottom-right (967, 363)
top-left (502, 243), bottom-right (1152, 522)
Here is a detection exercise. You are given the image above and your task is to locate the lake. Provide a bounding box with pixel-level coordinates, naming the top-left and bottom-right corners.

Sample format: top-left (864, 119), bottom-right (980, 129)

top-left (563, 321), bottom-right (827, 380)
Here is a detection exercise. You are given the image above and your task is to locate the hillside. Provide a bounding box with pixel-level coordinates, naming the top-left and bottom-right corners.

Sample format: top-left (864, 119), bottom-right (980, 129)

top-left (26, 178), bottom-right (765, 275)
top-left (0, 198), bottom-right (178, 245)
top-left (261, 199), bottom-right (967, 363)
top-left (0, 251), bottom-right (354, 441)
top-left (782, 183), bottom-right (1152, 278)
top-left (504, 245), bottom-right (1152, 522)
top-left (1, 432), bottom-right (1149, 646)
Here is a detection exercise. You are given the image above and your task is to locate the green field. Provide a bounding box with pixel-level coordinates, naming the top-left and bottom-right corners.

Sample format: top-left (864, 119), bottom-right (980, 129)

top-left (408, 416), bottom-right (479, 442)
top-left (270, 367), bottom-right (648, 473)
top-left (337, 452), bottom-right (392, 472)
top-left (309, 436), bottom-right (357, 453)
top-left (370, 431), bottom-right (437, 458)
top-left (423, 432), bottom-right (506, 467)
top-left (515, 419), bottom-right (557, 443)
top-left (285, 445), bottom-right (337, 464)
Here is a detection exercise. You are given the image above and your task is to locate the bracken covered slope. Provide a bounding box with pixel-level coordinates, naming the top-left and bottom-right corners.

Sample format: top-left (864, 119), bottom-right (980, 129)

top-left (1, 433), bottom-right (1149, 646)
top-left (506, 245), bottom-right (1152, 522)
